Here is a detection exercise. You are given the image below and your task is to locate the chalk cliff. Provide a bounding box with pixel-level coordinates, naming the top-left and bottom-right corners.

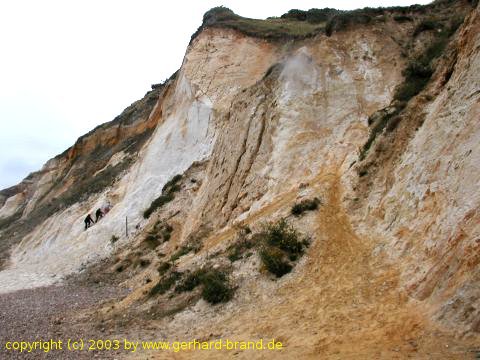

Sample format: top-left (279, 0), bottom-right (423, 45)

top-left (1, 0), bottom-right (479, 357)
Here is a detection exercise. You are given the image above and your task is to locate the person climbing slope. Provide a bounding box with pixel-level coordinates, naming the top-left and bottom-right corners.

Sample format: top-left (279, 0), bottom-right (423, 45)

top-left (84, 214), bottom-right (94, 230)
top-left (95, 208), bottom-right (104, 223)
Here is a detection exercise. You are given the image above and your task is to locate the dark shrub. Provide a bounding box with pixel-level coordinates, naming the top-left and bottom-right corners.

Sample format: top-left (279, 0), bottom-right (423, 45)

top-left (157, 262), bottom-right (171, 274)
top-left (139, 259), bottom-right (151, 268)
top-left (413, 19), bottom-right (439, 36)
top-left (226, 226), bottom-right (254, 262)
top-left (143, 174), bottom-right (182, 219)
top-left (291, 197), bottom-right (321, 216)
top-left (162, 174), bottom-right (182, 192)
top-left (393, 15), bottom-right (412, 22)
top-left (280, 8), bottom-right (339, 24)
top-left (280, 9), bottom-right (307, 21)
top-left (143, 221), bottom-right (173, 247)
top-left (260, 247), bottom-right (292, 277)
top-left (394, 76), bottom-right (430, 102)
top-left (175, 268), bottom-right (207, 293)
top-left (143, 193), bottom-right (174, 219)
top-left (201, 270), bottom-right (234, 304)
top-left (305, 8), bottom-right (338, 23)
top-left (263, 219), bottom-right (305, 255)
top-left (162, 230), bottom-right (171, 242)
top-left (203, 6), bottom-right (238, 26)
top-left (143, 234), bottom-right (161, 249)
top-left (404, 60), bottom-right (433, 78)
top-left (255, 219), bottom-right (309, 277)
top-left (393, 35), bottom-right (448, 103)
top-left (169, 245), bottom-right (193, 262)
top-left (227, 239), bottom-right (254, 262)
top-left (174, 267), bottom-right (234, 304)
top-left (360, 103), bottom-right (405, 160)
top-left (446, 15), bottom-right (465, 36)
top-left (326, 12), bottom-right (372, 36)
top-left (359, 16), bottom-right (458, 160)
top-left (149, 271), bottom-right (182, 296)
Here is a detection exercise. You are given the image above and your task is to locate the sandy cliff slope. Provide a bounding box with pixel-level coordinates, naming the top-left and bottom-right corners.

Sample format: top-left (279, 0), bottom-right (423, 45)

top-left (0, 1), bottom-right (479, 358)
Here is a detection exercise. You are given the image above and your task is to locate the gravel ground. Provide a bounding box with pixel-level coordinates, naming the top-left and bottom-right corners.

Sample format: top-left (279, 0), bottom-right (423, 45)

top-left (0, 282), bottom-right (127, 359)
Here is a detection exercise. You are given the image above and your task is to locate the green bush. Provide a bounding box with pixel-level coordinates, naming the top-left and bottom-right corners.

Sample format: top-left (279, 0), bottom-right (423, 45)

top-left (203, 6), bottom-right (238, 25)
top-left (201, 270), bottom-right (234, 304)
top-left (359, 18), bottom-right (456, 160)
top-left (358, 169), bottom-right (368, 177)
top-left (291, 197), bottom-right (321, 216)
top-left (226, 226), bottom-right (254, 262)
top-left (260, 247), bottom-right (292, 277)
top-left (144, 221), bottom-right (173, 246)
top-left (144, 233), bottom-right (161, 249)
top-left (169, 245), bottom-right (193, 262)
top-left (227, 239), bottom-right (254, 262)
top-left (143, 193), bottom-right (174, 219)
top-left (193, 6), bottom-right (324, 43)
top-left (326, 11), bottom-right (372, 36)
top-left (162, 174), bottom-right (182, 192)
top-left (446, 15), bottom-right (465, 36)
top-left (280, 8), bottom-right (339, 23)
top-left (149, 271), bottom-right (182, 296)
top-left (143, 174), bottom-right (182, 219)
top-left (162, 229), bottom-right (172, 242)
top-left (0, 210), bottom-right (23, 231)
top-left (173, 267), bottom-right (234, 304)
top-left (175, 268), bottom-right (207, 293)
top-left (263, 219), bottom-right (305, 255)
top-left (393, 15), bottom-right (412, 22)
top-left (280, 9), bottom-right (307, 21)
top-left (393, 34), bottom-right (449, 103)
top-left (305, 8), bottom-right (338, 23)
top-left (254, 219), bottom-right (309, 277)
top-left (413, 19), bottom-right (439, 36)
top-left (359, 104), bottom-right (405, 160)
top-left (157, 262), bottom-right (171, 274)
top-left (394, 77), bottom-right (430, 102)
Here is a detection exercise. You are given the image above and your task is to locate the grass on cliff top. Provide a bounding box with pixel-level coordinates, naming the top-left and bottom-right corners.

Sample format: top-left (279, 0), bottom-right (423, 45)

top-left (193, 6), bottom-right (324, 41)
top-left (217, 17), bottom-right (323, 39)
top-left (197, 1), bottom-right (469, 41)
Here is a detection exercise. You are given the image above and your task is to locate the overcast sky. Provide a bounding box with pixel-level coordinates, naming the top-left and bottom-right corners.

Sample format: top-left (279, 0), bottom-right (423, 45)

top-left (0, 0), bottom-right (431, 189)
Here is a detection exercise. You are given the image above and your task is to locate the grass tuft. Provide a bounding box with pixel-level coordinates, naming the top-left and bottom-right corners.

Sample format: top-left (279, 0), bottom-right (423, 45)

top-left (149, 271), bottom-right (182, 296)
top-left (174, 267), bottom-right (235, 304)
top-left (260, 246), bottom-right (292, 277)
top-left (256, 219), bottom-right (309, 277)
top-left (143, 175), bottom-right (182, 219)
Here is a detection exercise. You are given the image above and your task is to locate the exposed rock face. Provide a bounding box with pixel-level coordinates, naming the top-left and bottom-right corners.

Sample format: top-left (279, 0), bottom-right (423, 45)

top-left (348, 3), bottom-right (480, 334)
top-left (0, 0), bottom-right (479, 356)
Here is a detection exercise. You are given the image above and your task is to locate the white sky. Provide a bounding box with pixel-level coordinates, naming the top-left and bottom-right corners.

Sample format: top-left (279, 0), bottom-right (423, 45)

top-left (0, 0), bottom-right (431, 189)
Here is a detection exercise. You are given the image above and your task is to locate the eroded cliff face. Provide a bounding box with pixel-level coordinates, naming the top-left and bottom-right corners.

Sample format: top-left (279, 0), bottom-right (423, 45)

top-left (0, 0), bottom-right (479, 357)
top-left (347, 4), bottom-right (480, 334)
